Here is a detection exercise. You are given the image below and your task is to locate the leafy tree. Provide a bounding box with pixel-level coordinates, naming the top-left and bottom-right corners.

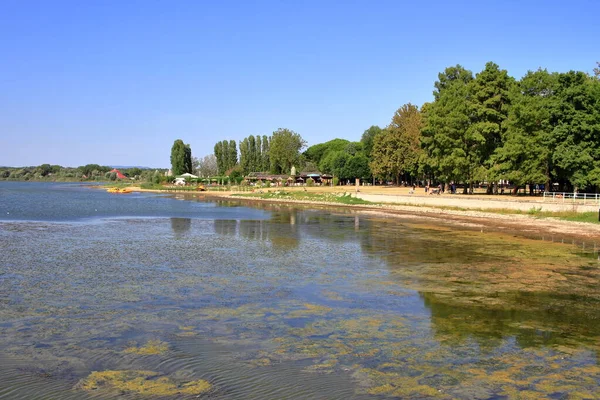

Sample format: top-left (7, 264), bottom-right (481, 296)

top-left (214, 140), bottom-right (234, 175)
top-left (344, 153), bottom-right (371, 181)
top-left (551, 71), bottom-right (600, 190)
top-left (320, 150), bottom-right (349, 178)
top-left (468, 62), bottom-right (514, 192)
top-left (214, 142), bottom-right (224, 175)
top-left (222, 140), bottom-right (230, 172)
top-left (255, 136), bottom-right (262, 171)
top-left (227, 165), bottom-right (244, 184)
top-left (228, 140), bottom-right (238, 171)
top-left (194, 154), bottom-right (218, 177)
top-left (421, 65), bottom-right (475, 192)
top-left (269, 128), bottom-right (306, 174)
top-left (78, 164), bottom-right (110, 177)
top-left (304, 139), bottom-right (350, 167)
top-left (261, 135), bottom-right (270, 171)
top-left (360, 126), bottom-right (382, 158)
top-left (497, 69), bottom-right (558, 192)
top-left (594, 62), bottom-right (600, 78)
top-left (36, 164), bottom-right (53, 177)
top-left (239, 137), bottom-right (249, 174)
top-left (344, 142), bottom-right (363, 156)
top-left (184, 144), bottom-right (192, 174)
top-left (171, 139), bottom-right (192, 175)
top-left (248, 135), bottom-right (256, 171)
top-left (370, 103), bottom-right (422, 184)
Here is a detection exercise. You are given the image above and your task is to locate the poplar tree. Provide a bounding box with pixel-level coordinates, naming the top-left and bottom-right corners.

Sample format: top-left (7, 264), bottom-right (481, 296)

top-left (261, 135), bottom-right (270, 172)
top-left (228, 140), bottom-right (238, 172)
top-left (171, 139), bottom-right (192, 175)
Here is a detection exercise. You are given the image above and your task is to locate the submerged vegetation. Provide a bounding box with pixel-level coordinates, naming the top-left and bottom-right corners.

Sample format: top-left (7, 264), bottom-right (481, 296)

top-left (1, 196), bottom-right (599, 398)
top-left (123, 340), bottom-right (169, 355)
top-left (78, 370), bottom-right (211, 396)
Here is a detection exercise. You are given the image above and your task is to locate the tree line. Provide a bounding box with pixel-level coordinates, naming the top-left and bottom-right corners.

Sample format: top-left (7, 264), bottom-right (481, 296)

top-left (211, 128), bottom-right (306, 177)
top-left (9, 61), bottom-right (599, 195)
top-left (201, 61), bottom-right (599, 193)
top-left (304, 61), bottom-right (600, 193)
top-left (0, 163), bottom-right (161, 182)
top-left (368, 62), bottom-right (600, 193)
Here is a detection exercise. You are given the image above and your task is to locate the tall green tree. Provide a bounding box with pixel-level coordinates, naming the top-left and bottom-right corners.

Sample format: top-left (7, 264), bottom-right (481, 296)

top-left (171, 139), bottom-right (192, 175)
top-left (239, 137), bottom-right (249, 175)
top-left (221, 140), bottom-right (230, 172)
top-left (255, 136), bottom-right (262, 171)
top-left (304, 139), bottom-right (350, 168)
top-left (360, 126), bottom-right (382, 158)
top-left (497, 69), bottom-right (558, 192)
top-left (370, 104), bottom-right (422, 184)
top-left (184, 144), bottom-right (192, 174)
top-left (261, 135), bottom-right (270, 172)
top-left (468, 62), bottom-right (514, 192)
top-left (214, 142), bottom-right (224, 175)
top-left (228, 140), bottom-right (238, 172)
top-left (551, 71), bottom-right (600, 190)
top-left (421, 65), bottom-right (475, 192)
top-left (269, 128), bottom-right (306, 174)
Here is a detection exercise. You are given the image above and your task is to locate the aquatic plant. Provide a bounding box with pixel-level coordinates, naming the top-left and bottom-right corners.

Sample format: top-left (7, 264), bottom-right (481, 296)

top-left (78, 370), bottom-right (212, 396)
top-left (124, 340), bottom-right (169, 355)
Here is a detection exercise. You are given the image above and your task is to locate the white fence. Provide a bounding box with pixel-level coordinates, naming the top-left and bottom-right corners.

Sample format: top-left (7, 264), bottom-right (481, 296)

top-left (543, 192), bottom-right (600, 205)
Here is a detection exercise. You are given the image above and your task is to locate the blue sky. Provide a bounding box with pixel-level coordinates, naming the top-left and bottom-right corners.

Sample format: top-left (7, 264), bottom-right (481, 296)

top-left (1, 0), bottom-right (598, 168)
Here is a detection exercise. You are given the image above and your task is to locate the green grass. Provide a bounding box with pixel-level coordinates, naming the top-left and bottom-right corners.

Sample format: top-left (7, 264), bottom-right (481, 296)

top-left (233, 190), bottom-right (373, 205)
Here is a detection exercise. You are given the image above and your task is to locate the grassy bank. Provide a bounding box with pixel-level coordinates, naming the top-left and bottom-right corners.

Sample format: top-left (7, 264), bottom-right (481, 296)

top-left (232, 190), bottom-right (373, 205)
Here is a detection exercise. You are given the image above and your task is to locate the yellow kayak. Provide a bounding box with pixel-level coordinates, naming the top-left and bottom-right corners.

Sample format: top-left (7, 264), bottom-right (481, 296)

top-left (106, 187), bottom-right (132, 194)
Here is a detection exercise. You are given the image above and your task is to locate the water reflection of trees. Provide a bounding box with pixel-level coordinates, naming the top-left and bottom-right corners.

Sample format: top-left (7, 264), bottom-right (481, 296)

top-left (212, 206), bottom-right (369, 251)
top-left (170, 218), bottom-right (191, 237)
top-left (421, 291), bottom-right (600, 351)
top-left (357, 219), bottom-right (600, 352)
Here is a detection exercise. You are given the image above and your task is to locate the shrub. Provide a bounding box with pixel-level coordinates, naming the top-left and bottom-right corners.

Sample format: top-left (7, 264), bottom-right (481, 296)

top-left (306, 177), bottom-right (314, 187)
top-left (333, 177), bottom-right (339, 186)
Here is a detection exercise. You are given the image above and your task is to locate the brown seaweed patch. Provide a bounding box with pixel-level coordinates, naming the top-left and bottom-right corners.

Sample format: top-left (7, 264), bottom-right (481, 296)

top-left (304, 357), bottom-right (338, 373)
top-left (124, 340), bottom-right (169, 355)
top-left (287, 303), bottom-right (332, 318)
top-left (77, 370), bottom-right (212, 396)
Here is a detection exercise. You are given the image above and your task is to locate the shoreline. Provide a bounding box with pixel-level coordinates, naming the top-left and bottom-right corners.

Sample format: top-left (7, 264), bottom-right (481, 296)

top-left (124, 186), bottom-right (600, 240)
top-left (202, 191), bottom-right (600, 240)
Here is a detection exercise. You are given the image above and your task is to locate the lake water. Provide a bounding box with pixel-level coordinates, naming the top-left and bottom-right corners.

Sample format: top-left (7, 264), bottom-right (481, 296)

top-left (0, 182), bottom-right (599, 399)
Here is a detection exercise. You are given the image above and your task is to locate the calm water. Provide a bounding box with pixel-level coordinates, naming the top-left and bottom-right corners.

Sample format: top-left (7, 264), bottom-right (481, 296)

top-left (0, 182), bottom-right (599, 399)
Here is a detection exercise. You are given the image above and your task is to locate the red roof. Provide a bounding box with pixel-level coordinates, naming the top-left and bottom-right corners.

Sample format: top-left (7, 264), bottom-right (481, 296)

top-left (109, 169), bottom-right (127, 179)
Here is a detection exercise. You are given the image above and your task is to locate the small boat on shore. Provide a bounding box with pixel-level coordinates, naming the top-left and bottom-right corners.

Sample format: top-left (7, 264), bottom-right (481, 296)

top-left (106, 187), bottom-right (132, 194)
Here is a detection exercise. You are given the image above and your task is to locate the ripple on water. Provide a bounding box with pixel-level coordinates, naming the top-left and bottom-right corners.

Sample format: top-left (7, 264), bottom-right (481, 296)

top-left (1, 196), bottom-right (600, 398)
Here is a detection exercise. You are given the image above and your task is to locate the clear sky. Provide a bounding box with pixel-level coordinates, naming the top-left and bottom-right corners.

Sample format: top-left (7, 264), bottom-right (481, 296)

top-left (1, 0), bottom-right (598, 168)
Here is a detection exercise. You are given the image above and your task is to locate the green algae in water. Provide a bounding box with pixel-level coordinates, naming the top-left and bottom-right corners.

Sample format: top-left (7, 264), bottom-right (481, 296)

top-left (1, 200), bottom-right (600, 399)
top-left (78, 370), bottom-right (212, 396)
top-left (123, 340), bottom-right (169, 355)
